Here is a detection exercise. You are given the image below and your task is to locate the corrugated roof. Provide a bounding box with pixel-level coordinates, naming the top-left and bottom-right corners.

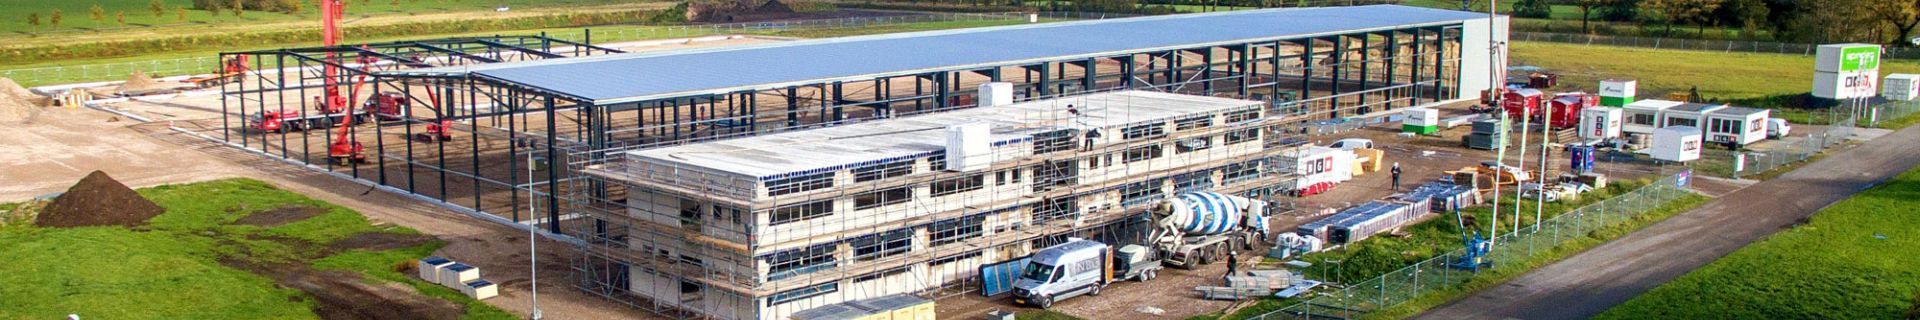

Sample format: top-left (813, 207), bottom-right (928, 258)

top-left (625, 90), bottom-right (1263, 179)
top-left (417, 5), bottom-right (1484, 103)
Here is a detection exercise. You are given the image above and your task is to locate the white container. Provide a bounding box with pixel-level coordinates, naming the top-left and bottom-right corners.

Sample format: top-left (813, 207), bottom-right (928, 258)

top-left (1579, 107), bottom-right (1623, 140)
top-left (1598, 79), bottom-right (1636, 107)
top-left (978, 82), bottom-right (1014, 108)
top-left (1649, 126), bottom-right (1703, 162)
top-left (1402, 108), bottom-right (1439, 126)
top-left (1885, 74), bottom-right (1920, 101)
top-left (1706, 106), bottom-right (1770, 146)
top-left (944, 122), bottom-right (992, 171)
top-left (461, 279), bottom-right (499, 300)
top-left (1815, 43), bottom-right (1881, 73)
top-left (1815, 70), bottom-right (1880, 99)
top-left (439, 262), bottom-right (480, 287)
top-left (1622, 99), bottom-right (1683, 136)
top-left (1293, 146), bottom-right (1356, 188)
top-left (418, 256), bottom-right (454, 284)
top-left (1661, 103), bottom-right (1725, 132)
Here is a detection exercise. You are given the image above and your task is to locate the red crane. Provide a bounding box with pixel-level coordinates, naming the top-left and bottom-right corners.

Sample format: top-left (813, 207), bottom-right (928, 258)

top-left (320, 0), bottom-right (368, 165)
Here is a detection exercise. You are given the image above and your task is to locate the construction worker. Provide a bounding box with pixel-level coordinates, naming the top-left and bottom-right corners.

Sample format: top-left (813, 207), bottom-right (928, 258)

top-left (1224, 250), bottom-right (1240, 280)
top-left (1391, 162), bottom-right (1403, 191)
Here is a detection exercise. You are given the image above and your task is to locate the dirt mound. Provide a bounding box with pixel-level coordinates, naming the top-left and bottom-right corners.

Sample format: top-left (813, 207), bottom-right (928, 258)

top-left (234, 205), bottom-right (327, 227)
top-left (0, 77), bottom-right (47, 123)
top-left (329, 232), bottom-right (435, 251)
top-left (116, 70), bottom-right (171, 93)
top-left (35, 171), bottom-right (166, 228)
top-left (222, 259), bottom-right (463, 320)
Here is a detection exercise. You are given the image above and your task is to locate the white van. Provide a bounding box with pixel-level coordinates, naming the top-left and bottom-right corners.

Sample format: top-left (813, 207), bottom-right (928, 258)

top-left (1010, 239), bottom-right (1111, 309)
top-left (1766, 118), bottom-right (1792, 139)
top-left (1329, 138), bottom-right (1374, 151)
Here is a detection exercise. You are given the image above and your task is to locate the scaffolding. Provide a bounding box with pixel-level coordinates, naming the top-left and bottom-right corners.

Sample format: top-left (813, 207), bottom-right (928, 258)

top-left (204, 7), bottom-right (1498, 320)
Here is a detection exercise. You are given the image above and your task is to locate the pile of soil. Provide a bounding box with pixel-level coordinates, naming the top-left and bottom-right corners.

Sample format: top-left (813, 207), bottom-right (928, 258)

top-left (35, 171), bottom-right (166, 228)
top-left (116, 71), bottom-right (171, 93)
top-left (328, 232), bottom-right (435, 251)
top-left (221, 259), bottom-right (463, 320)
top-left (233, 205), bottom-right (327, 227)
top-left (0, 77), bottom-right (48, 123)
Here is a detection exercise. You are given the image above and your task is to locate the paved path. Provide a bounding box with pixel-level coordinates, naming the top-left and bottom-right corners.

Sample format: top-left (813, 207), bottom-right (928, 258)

top-left (1415, 124), bottom-right (1920, 320)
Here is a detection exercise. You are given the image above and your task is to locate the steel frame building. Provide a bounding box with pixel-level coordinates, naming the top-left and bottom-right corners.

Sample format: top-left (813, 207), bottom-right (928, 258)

top-left (212, 5), bottom-right (1506, 319)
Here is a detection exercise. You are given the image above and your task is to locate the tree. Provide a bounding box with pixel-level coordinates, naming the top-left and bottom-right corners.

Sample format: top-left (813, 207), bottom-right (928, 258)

top-left (1514, 0), bottom-right (1555, 18)
top-left (1872, 0), bottom-right (1920, 46)
top-left (176, 6), bottom-right (188, 21)
top-left (1600, 0), bottom-right (1639, 21)
top-left (1713, 0), bottom-right (1769, 39)
top-left (51, 9), bottom-right (64, 27)
top-left (115, 11), bottom-right (126, 25)
top-left (151, 0), bottom-right (167, 17)
top-left (1640, 0), bottom-right (1722, 36)
top-left (231, 0), bottom-right (244, 16)
top-left (27, 13), bottom-right (39, 27)
top-left (90, 4), bottom-right (105, 22)
top-left (1573, 0), bottom-right (1610, 33)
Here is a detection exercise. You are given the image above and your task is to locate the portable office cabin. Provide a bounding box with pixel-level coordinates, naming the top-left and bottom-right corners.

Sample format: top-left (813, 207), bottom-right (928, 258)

top-left (1705, 106), bottom-right (1770, 146)
top-left (1622, 99), bottom-right (1683, 136)
top-left (1660, 103), bottom-right (1725, 132)
top-left (1648, 126), bottom-right (1703, 162)
top-left (1579, 107), bottom-right (1624, 141)
top-left (1598, 79), bottom-right (1636, 107)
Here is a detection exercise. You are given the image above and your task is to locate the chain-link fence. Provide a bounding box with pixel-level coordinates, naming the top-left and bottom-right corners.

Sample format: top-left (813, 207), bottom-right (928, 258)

top-left (0, 11), bottom-right (1062, 88)
top-left (1513, 32), bottom-right (1920, 59)
top-left (1248, 170), bottom-right (1694, 319)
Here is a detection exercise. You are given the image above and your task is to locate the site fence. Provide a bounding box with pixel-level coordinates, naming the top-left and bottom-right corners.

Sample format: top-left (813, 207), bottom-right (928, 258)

top-left (0, 11), bottom-right (1061, 88)
top-left (1512, 32), bottom-right (1920, 59)
top-left (1248, 170), bottom-right (1694, 320)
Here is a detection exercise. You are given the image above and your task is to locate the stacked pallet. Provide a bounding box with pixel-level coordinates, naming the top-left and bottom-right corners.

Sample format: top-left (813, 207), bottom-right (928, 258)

top-left (1463, 119), bottom-right (1509, 150)
top-left (1328, 198), bottom-right (1432, 244)
top-left (1401, 181), bottom-right (1483, 213)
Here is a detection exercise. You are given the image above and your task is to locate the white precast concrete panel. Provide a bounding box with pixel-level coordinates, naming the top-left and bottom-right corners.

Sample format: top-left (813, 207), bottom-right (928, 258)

top-left (1458, 15), bottom-right (1510, 101)
top-left (978, 82), bottom-right (1014, 108)
top-left (945, 122), bottom-right (993, 171)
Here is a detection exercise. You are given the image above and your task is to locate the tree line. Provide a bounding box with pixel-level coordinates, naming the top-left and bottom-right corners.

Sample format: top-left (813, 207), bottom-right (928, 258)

top-left (1512, 0), bottom-right (1920, 46)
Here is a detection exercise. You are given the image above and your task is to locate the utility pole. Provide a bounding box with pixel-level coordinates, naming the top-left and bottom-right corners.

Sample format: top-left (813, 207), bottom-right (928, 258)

top-left (1486, 0), bottom-right (1505, 245)
top-left (528, 155), bottom-right (542, 320)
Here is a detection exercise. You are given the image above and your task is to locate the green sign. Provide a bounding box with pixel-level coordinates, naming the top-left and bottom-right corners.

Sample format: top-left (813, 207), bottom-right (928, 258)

top-left (1841, 46), bottom-right (1881, 72)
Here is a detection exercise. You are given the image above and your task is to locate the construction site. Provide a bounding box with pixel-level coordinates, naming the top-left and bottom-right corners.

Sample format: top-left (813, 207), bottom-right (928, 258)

top-left (152, 4), bottom-right (1511, 320)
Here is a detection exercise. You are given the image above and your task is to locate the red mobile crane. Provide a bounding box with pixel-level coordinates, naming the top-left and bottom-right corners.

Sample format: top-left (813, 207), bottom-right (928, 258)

top-left (320, 0), bottom-right (368, 165)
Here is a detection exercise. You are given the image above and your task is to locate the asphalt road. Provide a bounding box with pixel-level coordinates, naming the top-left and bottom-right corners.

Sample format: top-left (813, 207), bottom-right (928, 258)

top-left (1415, 124), bottom-right (1920, 320)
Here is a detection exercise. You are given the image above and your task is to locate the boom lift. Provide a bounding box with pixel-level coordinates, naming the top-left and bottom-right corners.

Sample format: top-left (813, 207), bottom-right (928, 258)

top-left (319, 0), bottom-right (368, 165)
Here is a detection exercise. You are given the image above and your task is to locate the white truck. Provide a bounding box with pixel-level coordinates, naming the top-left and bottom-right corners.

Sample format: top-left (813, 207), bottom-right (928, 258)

top-left (1148, 191), bottom-right (1272, 269)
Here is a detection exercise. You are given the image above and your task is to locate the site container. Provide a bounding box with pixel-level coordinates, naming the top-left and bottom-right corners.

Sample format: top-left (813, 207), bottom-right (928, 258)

top-left (1648, 126), bottom-right (1703, 162)
top-left (1598, 79), bottom-right (1636, 107)
top-left (1546, 93), bottom-right (1596, 128)
top-left (1402, 107), bottom-right (1440, 135)
top-left (1885, 74), bottom-right (1920, 101)
top-left (1622, 99), bottom-right (1684, 137)
top-left (1705, 106), bottom-right (1770, 146)
top-left (1501, 88), bottom-right (1544, 118)
top-left (1579, 107), bottom-right (1624, 141)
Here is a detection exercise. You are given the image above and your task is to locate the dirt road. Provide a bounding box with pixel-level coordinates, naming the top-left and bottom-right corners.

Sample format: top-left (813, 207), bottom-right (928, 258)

top-left (1415, 124), bottom-right (1920, 320)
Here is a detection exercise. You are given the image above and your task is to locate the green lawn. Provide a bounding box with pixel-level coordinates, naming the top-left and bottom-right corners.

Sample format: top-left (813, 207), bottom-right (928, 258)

top-left (0, 178), bottom-right (510, 319)
top-left (0, 0), bottom-right (643, 35)
top-left (1598, 165), bottom-right (1920, 319)
top-left (1514, 42), bottom-right (1920, 102)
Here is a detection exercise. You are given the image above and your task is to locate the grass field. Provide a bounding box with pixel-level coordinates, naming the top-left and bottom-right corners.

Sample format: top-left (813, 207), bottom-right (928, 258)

top-left (1513, 41), bottom-right (1920, 124)
top-left (0, 0), bottom-right (643, 35)
top-left (0, 178), bottom-right (511, 319)
top-left (1596, 166), bottom-right (1920, 319)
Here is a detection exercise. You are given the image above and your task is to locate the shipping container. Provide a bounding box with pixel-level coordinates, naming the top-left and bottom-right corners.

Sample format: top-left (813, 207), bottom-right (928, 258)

top-left (1885, 74), bottom-right (1920, 101)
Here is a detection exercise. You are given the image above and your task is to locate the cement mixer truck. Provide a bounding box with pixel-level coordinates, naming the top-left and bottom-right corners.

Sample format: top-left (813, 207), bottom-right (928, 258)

top-left (1148, 191), bottom-right (1271, 269)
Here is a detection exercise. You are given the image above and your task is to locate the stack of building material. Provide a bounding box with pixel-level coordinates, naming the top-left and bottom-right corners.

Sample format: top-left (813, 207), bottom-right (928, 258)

top-left (1245, 269), bottom-right (1296, 291)
top-left (420, 257), bottom-right (498, 300)
top-left (791, 294), bottom-right (936, 320)
top-left (1197, 276), bottom-right (1274, 300)
top-left (1401, 181), bottom-right (1481, 213)
top-left (1353, 148), bottom-right (1384, 173)
top-left (1329, 199), bottom-right (1432, 244)
top-left (1464, 118), bottom-right (1508, 150)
